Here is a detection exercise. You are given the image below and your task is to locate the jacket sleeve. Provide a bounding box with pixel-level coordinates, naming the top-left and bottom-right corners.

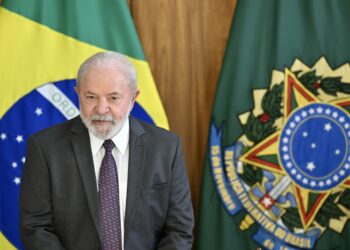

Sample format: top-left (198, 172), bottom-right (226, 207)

top-left (157, 137), bottom-right (194, 250)
top-left (19, 135), bottom-right (65, 250)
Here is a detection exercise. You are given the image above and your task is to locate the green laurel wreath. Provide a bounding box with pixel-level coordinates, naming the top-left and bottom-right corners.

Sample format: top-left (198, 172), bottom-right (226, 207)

top-left (240, 70), bottom-right (350, 230)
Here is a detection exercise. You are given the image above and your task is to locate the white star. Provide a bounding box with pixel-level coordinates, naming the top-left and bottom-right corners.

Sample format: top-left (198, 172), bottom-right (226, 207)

top-left (311, 181), bottom-right (316, 187)
top-left (333, 175), bottom-right (339, 182)
top-left (317, 107), bottom-right (323, 113)
top-left (16, 135), bottom-right (23, 143)
top-left (282, 146), bottom-right (288, 152)
top-left (283, 137), bottom-right (289, 144)
top-left (261, 197), bottom-right (273, 208)
top-left (319, 181), bottom-right (324, 187)
top-left (283, 154), bottom-right (290, 160)
top-left (340, 170), bottom-right (345, 176)
top-left (0, 133), bottom-right (7, 140)
top-left (11, 162), bottom-right (18, 168)
top-left (345, 123), bottom-right (350, 129)
top-left (326, 179), bottom-right (332, 185)
top-left (295, 115), bottom-right (301, 122)
top-left (21, 157), bottom-right (26, 163)
top-left (302, 132), bottom-right (308, 137)
top-left (297, 174), bottom-right (302, 180)
top-left (306, 162), bottom-right (316, 171)
top-left (289, 122), bottom-right (296, 128)
top-left (286, 162), bottom-right (293, 168)
top-left (35, 107), bottom-right (43, 116)
top-left (332, 112), bottom-right (339, 118)
top-left (346, 163), bottom-right (350, 169)
top-left (325, 109), bottom-right (331, 115)
top-left (311, 143), bottom-right (316, 149)
top-left (286, 129), bottom-right (292, 135)
top-left (301, 111), bottom-right (308, 117)
top-left (335, 149), bottom-right (341, 155)
top-left (324, 123), bottom-right (332, 132)
top-left (291, 169), bottom-right (297, 175)
top-left (308, 108), bottom-right (315, 115)
top-left (339, 117), bottom-right (345, 123)
top-left (13, 177), bottom-right (21, 185)
top-left (302, 178), bottom-right (309, 184)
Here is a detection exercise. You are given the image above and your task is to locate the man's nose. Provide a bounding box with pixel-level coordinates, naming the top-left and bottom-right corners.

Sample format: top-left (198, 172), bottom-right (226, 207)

top-left (95, 98), bottom-right (110, 114)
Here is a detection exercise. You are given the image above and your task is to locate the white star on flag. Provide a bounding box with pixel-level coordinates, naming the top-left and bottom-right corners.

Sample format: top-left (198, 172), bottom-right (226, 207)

top-left (311, 143), bottom-right (316, 149)
top-left (16, 135), bottom-right (23, 143)
top-left (35, 107), bottom-right (43, 116)
top-left (13, 177), bottom-right (21, 185)
top-left (11, 162), bottom-right (18, 168)
top-left (324, 123), bottom-right (332, 132)
top-left (335, 149), bottom-right (341, 155)
top-left (283, 154), bottom-right (290, 160)
top-left (21, 157), bottom-right (26, 163)
top-left (306, 162), bottom-right (316, 171)
top-left (1, 133), bottom-right (7, 140)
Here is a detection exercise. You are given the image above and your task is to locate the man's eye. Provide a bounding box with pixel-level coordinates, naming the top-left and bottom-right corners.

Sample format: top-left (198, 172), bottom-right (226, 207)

top-left (109, 96), bottom-right (119, 102)
top-left (86, 95), bottom-right (95, 100)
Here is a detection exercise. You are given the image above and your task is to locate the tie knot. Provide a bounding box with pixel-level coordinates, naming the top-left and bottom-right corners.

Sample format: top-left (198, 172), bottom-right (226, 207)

top-left (103, 139), bottom-right (115, 152)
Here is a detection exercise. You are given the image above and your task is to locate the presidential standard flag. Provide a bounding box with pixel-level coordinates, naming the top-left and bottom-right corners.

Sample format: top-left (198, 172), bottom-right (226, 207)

top-left (0, 1), bottom-right (168, 249)
top-left (198, 1), bottom-right (350, 249)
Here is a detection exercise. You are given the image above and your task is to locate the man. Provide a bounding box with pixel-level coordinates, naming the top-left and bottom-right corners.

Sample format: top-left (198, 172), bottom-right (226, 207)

top-left (19, 51), bottom-right (194, 250)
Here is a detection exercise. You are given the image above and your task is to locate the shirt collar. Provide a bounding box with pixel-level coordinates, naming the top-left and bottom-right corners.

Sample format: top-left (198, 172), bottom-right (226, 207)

top-left (89, 118), bottom-right (130, 156)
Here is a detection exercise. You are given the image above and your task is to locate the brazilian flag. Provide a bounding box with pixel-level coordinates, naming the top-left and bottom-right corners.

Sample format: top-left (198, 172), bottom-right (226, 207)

top-left (198, 0), bottom-right (350, 249)
top-left (0, 1), bottom-right (168, 249)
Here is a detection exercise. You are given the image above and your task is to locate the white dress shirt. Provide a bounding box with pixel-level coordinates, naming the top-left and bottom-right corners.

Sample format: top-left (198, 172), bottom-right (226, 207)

top-left (88, 118), bottom-right (129, 250)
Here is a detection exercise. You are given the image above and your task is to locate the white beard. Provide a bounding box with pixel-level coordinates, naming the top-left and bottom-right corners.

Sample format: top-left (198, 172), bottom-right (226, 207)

top-left (80, 113), bottom-right (129, 140)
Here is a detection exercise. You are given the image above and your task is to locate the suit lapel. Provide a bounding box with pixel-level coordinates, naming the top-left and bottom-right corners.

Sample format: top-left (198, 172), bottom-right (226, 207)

top-left (124, 117), bottom-right (146, 241)
top-left (70, 117), bottom-right (101, 240)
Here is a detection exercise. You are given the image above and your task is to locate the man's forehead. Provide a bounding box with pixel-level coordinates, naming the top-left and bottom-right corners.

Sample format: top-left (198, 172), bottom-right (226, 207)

top-left (84, 90), bottom-right (122, 95)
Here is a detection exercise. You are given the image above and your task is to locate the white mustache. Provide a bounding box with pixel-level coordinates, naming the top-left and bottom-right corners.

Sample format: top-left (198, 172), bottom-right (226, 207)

top-left (90, 114), bottom-right (114, 122)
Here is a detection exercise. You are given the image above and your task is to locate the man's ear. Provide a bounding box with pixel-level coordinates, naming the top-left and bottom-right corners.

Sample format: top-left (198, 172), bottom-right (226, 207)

top-left (133, 90), bottom-right (140, 102)
top-left (129, 90), bottom-right (140, 111)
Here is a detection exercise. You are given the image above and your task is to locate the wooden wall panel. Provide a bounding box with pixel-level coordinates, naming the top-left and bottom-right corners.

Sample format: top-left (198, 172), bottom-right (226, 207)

top-left (130, 0), bottom-right (237, 223)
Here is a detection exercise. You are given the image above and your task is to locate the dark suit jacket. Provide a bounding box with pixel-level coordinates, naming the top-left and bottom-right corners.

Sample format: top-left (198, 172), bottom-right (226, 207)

top-left (20, 116), bottom-right (194, 250)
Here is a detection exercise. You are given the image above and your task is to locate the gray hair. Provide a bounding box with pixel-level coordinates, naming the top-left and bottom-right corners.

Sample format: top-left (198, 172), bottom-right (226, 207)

top-left (76, 51), bottom-right (137, 93)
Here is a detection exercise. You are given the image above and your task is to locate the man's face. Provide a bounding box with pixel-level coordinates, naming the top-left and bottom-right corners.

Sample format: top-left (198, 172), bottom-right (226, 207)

top-left (76, 65), bottom-right (138, 139)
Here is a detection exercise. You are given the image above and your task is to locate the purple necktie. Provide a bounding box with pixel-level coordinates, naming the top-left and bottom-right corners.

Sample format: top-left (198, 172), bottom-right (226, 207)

top-left (99, 139), bottom-right (122, 250)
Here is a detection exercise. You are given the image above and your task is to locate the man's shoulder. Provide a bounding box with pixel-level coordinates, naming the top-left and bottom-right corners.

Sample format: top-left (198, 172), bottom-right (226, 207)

top-left (130, 117), bottom-right (179, 142)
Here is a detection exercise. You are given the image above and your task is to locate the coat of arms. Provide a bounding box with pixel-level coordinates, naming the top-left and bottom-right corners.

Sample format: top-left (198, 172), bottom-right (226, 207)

top-left (210, 57), bottom-right (350, 249)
